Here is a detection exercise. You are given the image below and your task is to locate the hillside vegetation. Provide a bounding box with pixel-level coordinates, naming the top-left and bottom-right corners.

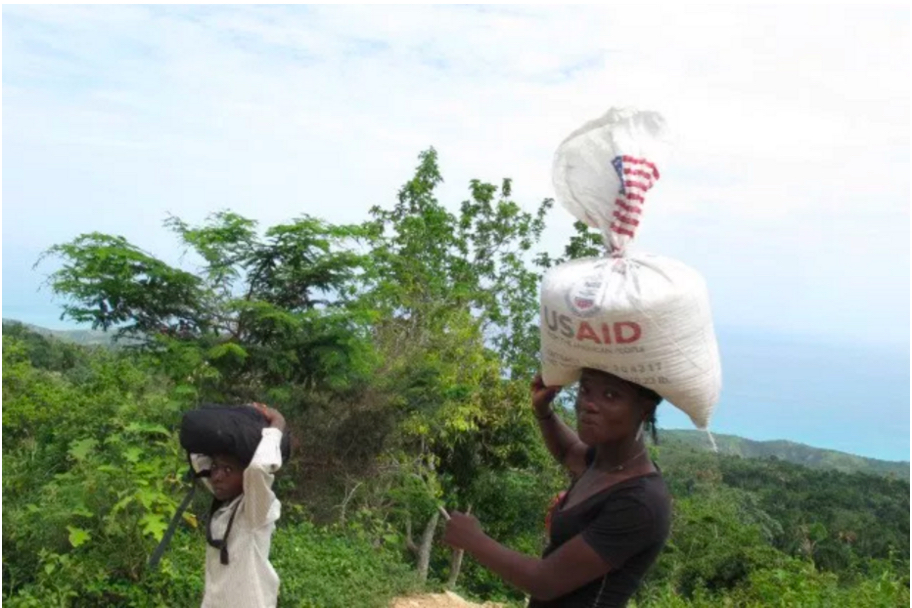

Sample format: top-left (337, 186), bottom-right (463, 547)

top-left (3, 150), bottom-right (908, 607)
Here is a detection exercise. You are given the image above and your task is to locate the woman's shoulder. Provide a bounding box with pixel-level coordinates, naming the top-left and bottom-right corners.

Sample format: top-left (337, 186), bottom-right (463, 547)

top-left (607, 472), bottom-right (672, 538)
top-left (576, 478), bottom-right (670, 550)
top-left (599, 469), bottom-right (671, 516)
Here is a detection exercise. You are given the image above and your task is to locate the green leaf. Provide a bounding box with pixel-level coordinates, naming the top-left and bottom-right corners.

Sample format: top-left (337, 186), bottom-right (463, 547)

top-left (140, 514), bottom-right (168, 540)
top-left (111, 495), bottom-right (134, 514)
top-left (207, 342), bottom-right (248, 361)
top-left (136, 488), bottom-right (158, 508)
top-left (123, 446), bottom-right (143, 463)
top-left (67, 526), bottom-right (91, 548)
top-left (124, 422), bottom-right (171, 437)
top-left (69, 438), bottom-right (98, 462)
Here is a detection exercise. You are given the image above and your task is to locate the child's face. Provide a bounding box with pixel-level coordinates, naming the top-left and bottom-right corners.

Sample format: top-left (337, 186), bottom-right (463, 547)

top-left (209, 454), bottom-right (244, 502)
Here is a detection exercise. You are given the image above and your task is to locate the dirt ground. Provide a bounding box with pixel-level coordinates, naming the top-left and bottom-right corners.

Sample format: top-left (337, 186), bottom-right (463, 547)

top-left (389, 591), bottom-right (510, 608)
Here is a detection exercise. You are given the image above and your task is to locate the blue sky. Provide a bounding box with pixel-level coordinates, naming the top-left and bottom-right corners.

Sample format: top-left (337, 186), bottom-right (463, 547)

top-left (2, 6), bottom-right (909, 458)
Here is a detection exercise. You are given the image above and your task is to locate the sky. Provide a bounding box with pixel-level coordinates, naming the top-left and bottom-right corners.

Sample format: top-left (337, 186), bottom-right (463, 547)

top-left (2, 5), bottom-right (909, 459)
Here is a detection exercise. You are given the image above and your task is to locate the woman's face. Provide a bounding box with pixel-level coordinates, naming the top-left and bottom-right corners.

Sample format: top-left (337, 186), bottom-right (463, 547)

top-left (575, 368), bottom-right (647, 446)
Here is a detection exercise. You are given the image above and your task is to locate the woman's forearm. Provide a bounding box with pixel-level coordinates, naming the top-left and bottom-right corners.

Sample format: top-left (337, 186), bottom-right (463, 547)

top-left (464, 534), bottom-right (558, 601)
top-left (537, 411), bottom-right (583, 467)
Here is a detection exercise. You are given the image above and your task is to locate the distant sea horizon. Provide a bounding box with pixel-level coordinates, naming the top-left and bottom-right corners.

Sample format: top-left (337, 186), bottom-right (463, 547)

top-left (657, 326), bottom-right (910, 463)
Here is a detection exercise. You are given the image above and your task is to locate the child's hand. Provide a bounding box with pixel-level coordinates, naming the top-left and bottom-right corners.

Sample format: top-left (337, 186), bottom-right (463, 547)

top-left (252, 402), bottom-right (286, 432)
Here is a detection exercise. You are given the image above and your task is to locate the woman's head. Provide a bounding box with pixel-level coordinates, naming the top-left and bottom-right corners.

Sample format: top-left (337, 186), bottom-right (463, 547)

top-left (575, 368), bottom-right (662, 446)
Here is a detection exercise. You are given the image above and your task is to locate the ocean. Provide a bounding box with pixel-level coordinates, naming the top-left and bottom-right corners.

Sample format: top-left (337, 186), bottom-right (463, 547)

top-left (658, 326), bottom-right (910, 462)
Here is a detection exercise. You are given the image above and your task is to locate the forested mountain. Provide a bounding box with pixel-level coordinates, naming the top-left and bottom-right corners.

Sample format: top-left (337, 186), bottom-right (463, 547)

top-left (661, 429), bottom-right (909, 480)
top-left (2, 319), bottom-right (118, 346)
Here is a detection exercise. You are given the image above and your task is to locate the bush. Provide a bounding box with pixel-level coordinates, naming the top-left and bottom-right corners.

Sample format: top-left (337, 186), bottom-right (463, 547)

top-left (271, 520), bottom-right (417, 608)
top-left (2, 335), bottom-right (190, 606)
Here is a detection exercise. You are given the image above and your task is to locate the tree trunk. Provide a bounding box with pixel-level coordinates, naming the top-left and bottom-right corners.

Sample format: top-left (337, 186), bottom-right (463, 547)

top-left (405, 511), bottom-right (440, 586)
top-left (446, 504), bottom-right (470, 589)
top-left (416, 511), bottom-right (440, 584)
top-left (446, 547), bottom-right (465, 588)
top-left (405, 515), bottom-right (418, 555)
top-left (338, 481), bottom-right (362, 525)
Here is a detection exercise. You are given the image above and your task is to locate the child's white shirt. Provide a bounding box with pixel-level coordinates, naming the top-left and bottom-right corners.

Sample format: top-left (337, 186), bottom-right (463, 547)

top-left (191, 427), bottom-right (283, 608)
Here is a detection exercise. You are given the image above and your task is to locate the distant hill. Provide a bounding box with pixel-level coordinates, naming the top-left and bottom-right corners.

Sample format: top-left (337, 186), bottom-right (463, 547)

top-left (662, 429), bottom-right (909, 480)
top-left (2, 319), bottom-right (121, 347)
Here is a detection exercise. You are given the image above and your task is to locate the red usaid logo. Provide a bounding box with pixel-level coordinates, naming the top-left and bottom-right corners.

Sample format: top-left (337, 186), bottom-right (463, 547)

top-left (544, 306), bottom-right (642, 345)
top-left (578, 320), bottom-right (641, 345)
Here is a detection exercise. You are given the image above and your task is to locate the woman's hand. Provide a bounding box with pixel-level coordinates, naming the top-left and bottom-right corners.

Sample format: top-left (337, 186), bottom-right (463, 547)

top-left (532, 373), bottom-right (561, 417)
top-left (442, 511), bottom-right (486, 552)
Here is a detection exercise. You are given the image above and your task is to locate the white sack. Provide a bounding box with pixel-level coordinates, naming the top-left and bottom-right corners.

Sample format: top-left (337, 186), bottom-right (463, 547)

top-left (542, 108), bottom-right (721, 429)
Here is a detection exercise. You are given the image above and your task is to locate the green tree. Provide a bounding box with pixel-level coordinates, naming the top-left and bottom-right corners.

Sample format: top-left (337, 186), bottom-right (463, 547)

top-left (321, 148), bottom-right (561, 591)
top-left (365, 147), bottom-right (553, 379)
top-left (38, 212), bottom-right (375, 401)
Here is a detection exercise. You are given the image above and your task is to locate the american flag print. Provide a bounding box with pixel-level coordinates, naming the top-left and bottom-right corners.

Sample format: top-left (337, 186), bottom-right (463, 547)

top-left (609, 155), bottom-right (660, 241)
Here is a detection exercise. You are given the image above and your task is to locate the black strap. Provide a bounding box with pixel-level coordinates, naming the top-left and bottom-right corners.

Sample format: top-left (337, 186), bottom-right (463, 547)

top-left (206, 496), bottom-right (241, 565)
top-left (148, 466), bottom-right (198, 569)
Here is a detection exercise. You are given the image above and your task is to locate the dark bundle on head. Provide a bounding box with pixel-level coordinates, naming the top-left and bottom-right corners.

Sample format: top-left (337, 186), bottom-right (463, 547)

top-left (180, 405), bottom-right (292, 466)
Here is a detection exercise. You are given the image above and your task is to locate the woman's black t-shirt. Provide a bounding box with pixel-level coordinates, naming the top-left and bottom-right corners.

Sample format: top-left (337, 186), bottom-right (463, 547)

top-left (528, 450), bottom-right (672, 608)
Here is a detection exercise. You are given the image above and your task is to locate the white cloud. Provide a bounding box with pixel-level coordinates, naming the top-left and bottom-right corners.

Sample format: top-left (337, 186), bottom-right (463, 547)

top-left (2, 4), bottom-right (908, 342)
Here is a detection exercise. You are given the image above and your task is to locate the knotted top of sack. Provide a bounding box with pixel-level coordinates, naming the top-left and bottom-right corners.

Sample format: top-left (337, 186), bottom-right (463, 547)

top-left (552, 108), bottom-right (668, 256)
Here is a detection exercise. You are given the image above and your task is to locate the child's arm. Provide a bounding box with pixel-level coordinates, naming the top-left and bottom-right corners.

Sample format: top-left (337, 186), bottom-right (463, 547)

top-left (242, 405), bottom-right (286, 527)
